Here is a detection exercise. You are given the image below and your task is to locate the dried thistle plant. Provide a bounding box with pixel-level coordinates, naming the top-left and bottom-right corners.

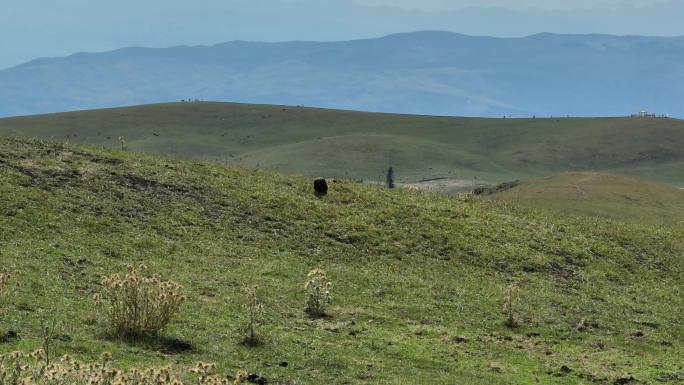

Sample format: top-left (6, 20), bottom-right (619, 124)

top-left (0, 268), bottom-right (13, 323)
top-left (188, 361), bottom-right (218, 384)
top-left (93, 264), bottom-right (185, 337)
top-left (304, 269), bottom-right (332, 317)
top-left (232, 369), bottom-right (250, 384)
top-left (0, 268), bottom-right (12, 299)
top-left (242, 286), bottom-right (264, 346)
top-left (503, 283), bottom-right (520, 327)
top-left (0, 349), bottom-right (244, 385)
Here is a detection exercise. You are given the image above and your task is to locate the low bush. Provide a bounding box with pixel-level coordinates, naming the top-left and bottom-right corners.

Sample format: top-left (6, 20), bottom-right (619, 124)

top-left (304, 269), bottom-right (332, 317)
top-left (93, 264), bottom-right (185, 337)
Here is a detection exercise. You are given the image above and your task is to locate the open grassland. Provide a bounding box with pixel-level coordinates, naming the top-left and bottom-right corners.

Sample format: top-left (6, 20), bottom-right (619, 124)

top-left (0, 136), bottom-right (682, 384)
top-left (0, 102), bottom-right (683, 189)
top-left (489, 172), bottom-right (684, 225)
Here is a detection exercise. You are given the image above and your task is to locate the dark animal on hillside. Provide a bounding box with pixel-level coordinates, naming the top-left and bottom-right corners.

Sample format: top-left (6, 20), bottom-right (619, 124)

top-left (314, 178), bottom-right (328, 196)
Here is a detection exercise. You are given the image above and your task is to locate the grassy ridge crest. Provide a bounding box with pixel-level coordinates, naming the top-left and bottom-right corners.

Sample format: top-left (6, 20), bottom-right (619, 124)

top-left (1, 102), bottom-right (683, 189)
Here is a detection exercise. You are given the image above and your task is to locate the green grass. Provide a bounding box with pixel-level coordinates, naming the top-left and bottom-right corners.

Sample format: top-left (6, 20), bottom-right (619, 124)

top-left (489, 172), bottom-right (684, 225)
top-left (1, 102), bottom-right (683, 189)
top-left (0, 136), bottom-right (683, 384)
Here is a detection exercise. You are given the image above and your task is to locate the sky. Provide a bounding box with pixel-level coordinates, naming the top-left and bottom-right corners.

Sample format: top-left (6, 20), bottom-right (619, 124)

top-left (356, 0), bottom-right (668, 10)
top-left (2, 0), bottom-right (682, 69)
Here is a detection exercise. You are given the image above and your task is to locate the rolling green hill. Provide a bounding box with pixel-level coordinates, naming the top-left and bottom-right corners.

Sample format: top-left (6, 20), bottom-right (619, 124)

top-left (0, 102), bottom-right (683, 190)
top-left (489, 172), bottom-right (684, 225)
top-left (0, 136), bottom-right (683, 384)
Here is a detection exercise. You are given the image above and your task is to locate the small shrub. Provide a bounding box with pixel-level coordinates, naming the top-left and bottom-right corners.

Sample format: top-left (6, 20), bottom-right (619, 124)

top-left (39, 318), bottom-right (62, 365)
top-left (305, 269), bottom-right (332, 317)
top-left (93, 264), bottom-right (185, 337)
top-left (503, 283), bottom-right (520, 327)
top-left (242, 286), bottom-right (264, 346)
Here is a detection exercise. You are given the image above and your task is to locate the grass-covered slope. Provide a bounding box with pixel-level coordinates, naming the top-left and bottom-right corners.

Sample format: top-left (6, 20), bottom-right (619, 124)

top-left (1, 102), bottom-right (683, 188)
top-left (490, 172), bottom-right (684, 225)
top-left (0, 136), bottom-right (683, 384)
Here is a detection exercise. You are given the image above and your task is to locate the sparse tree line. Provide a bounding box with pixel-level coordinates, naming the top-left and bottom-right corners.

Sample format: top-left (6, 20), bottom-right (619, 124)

top-left (0, 263), bottom-right (520, 384)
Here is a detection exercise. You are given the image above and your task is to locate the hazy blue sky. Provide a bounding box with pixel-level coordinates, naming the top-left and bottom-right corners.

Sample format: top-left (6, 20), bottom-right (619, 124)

top-left (357, 0), bottom-right (667, 10)
top-left (2, 0), bottom-right (682, 69)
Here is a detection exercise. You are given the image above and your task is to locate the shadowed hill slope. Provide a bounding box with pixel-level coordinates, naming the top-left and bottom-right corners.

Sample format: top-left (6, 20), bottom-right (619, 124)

top-left (0, 136), bottom-right (682, 384)
top-left (0, 102), bottom-right (683, 187)
top-left (489, 172), bottom-right (684, 224)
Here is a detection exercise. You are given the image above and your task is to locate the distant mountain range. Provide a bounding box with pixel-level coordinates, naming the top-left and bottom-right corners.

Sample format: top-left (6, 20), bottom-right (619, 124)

top-left (2, 31), bottom-right (683, 118)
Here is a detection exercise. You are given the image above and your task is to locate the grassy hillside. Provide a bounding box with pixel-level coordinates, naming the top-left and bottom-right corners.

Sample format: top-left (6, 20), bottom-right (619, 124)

top-left (0, 102), bottom-right (683, 189)
top-left (489, 172), bottom-right (684, 225)
top-left (0, 136), bottom-right (683, 384)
